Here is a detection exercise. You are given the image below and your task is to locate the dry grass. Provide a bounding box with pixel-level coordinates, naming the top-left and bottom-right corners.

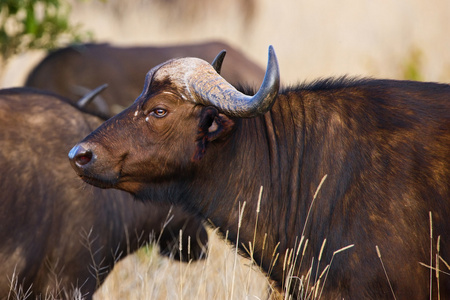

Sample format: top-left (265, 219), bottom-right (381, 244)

top-left (4, 227), bottom-right (274, 300)
top-left (94, 229), bottom-right (273, 300)
top-left (93, 177), bottom-right (354, 300)
top-left (93, 179), bottom-right (329, 300)
top-left (6, 180), bottom-right (448, 299)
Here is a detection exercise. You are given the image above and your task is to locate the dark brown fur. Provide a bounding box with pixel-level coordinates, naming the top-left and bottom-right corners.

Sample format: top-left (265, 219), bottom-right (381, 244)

top-left (0, 88), bottom-right (207, 299)
top-left (70, 75), bottom-right (450, 299)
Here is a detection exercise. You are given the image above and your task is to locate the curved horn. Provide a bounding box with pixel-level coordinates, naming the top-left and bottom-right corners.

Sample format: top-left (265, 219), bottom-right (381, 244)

top-left (76, 84), bottom-right (108, 108)
top-left (193, 45), bottom-right (280, 118)
top-left (211, 50), bottom-right (226, 74)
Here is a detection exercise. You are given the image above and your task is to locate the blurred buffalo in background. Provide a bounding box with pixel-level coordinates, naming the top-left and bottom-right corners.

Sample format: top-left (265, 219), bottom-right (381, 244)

top-left (25, 41), bottom-right (265, 117)
top-left (0, 88), bottom-right (207, 299)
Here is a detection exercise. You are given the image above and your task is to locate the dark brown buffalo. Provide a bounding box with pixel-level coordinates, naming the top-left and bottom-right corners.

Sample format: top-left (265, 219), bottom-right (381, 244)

top-left (0, 88), bottom-right (207, 299)
top-left (25, 41), bottom-right (265, 117)
top-left (68, 47), bottom-right (450, 299)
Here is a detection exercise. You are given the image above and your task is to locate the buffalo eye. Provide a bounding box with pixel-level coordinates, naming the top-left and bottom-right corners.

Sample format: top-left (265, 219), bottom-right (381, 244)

top-left (149, 108), bottom-right (168, 118)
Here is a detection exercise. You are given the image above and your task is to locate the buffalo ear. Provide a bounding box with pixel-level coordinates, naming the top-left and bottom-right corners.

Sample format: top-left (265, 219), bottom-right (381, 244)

top-left (192, 106), bottom-right (234, 161)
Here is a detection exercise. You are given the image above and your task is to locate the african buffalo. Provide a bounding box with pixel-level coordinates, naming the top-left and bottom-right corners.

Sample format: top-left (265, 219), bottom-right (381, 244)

top-left (68, 47), bottom-right (450, 298)
top-left (25, 41), bottom-right (265, 117)
top-left (0, 88), bottom-right (207, 299)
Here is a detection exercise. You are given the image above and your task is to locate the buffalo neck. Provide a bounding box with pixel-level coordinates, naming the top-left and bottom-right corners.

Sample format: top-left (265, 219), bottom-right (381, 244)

top-left (189, 86), bottom-right (375, 287)
top-left (188, 91), bottom-right (334, 284)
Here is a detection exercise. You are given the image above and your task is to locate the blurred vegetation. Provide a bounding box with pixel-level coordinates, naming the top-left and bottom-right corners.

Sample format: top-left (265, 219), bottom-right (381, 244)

top-left (0, 0), bottom-right (91, 65)
top-left (402, 48), bottom-right (423, 81)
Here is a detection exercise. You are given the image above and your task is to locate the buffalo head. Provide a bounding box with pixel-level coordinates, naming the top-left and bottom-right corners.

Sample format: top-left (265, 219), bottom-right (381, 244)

top-left (68, 46), bottom-right (279, 197)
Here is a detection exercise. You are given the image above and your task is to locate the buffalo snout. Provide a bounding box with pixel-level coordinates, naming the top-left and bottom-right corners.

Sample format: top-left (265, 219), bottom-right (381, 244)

top-left (69, 144), bottom-right (93, 166)
top-left (68, 142), bottom-right (122, 189)
top-left (69, 143), bottom-right (94, 168)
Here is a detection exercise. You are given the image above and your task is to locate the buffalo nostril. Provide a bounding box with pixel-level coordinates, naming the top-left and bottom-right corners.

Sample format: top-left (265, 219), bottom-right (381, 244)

top-left (76, 150), bottom-right (93, 166)
top-left (69, 145), bottom-right (94, 166)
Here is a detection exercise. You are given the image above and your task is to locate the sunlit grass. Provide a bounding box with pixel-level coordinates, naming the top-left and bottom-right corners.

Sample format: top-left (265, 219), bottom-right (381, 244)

top-left (94, 229), bottom-right (271, 300)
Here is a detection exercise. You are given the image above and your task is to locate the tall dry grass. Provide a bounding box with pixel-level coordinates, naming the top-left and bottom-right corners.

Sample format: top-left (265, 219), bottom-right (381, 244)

top-left (94, 229), bottom-right (273, 300)
top-left (6, 180), bottom-right (449, 299)
top-left (93, 176), bottom-right (354, 300)
top-left (7, 218), bottom-right (449, 299)
top-left (92, 177), bottom-right (357, 300)
top-left (4, 227), bottom-right (274, 300)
